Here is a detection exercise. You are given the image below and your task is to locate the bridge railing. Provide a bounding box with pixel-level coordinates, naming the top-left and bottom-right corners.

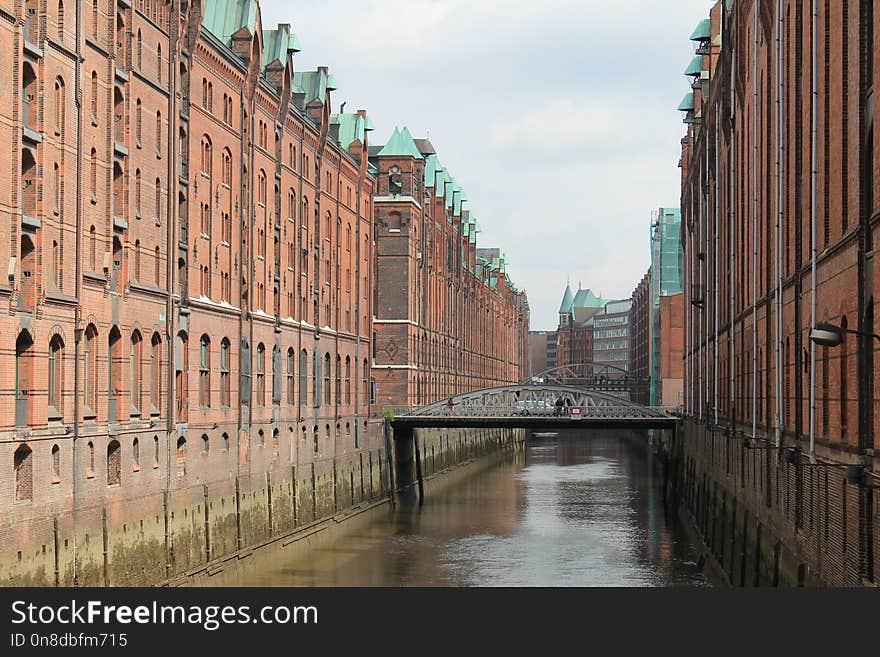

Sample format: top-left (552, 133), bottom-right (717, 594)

top-left (387, 405), bottom-right (679, 419)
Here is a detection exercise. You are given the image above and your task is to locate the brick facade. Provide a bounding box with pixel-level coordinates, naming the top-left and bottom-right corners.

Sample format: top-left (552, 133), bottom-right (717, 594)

top-left (370, 133), bottom-right (529, 409)
top-left (679, 0), bottom-right (879, 584)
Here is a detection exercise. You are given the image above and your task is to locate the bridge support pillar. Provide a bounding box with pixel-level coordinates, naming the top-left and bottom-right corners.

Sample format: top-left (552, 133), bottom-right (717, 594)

top-left (391, 424), bottom-right (418, 504)
top-left (414, 433), bottom-right (425, 505)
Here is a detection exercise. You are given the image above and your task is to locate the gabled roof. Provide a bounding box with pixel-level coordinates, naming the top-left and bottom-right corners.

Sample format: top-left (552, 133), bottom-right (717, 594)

top-left (573, 288), bottom-right (605, 309)
top-left (261, 24), bottom-right (300, 70)
top-left (292, 69), bottom-right (330, 107)
top-left (424, 154), bottom-right (441, 187)
top-left (202, 0), bottom-right (259, 45)
top-left (690, 18), bottom-right (711, 41)
top-left (684, 55), bottom-right (702, 77)
top-left (332, 112), bottom-right (373, 152)
top-left (559, 283), bottom-right (574, 314)
top-left (377, 127), bottom-right (424, 159)
top-left (678, 92), bottom-right (695, 112)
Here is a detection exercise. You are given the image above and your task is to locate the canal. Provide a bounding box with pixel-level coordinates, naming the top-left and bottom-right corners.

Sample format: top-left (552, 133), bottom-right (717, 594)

top-left (232, 431), bottom-right (709, 587)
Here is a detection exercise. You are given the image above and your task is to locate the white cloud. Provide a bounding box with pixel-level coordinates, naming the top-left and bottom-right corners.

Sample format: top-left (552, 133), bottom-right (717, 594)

top-left (253, 0), bottom-right (710, 329)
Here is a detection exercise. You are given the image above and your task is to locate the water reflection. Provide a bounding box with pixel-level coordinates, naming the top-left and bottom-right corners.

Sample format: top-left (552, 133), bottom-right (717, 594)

top-left (234, 431), bottom-right (708, 587)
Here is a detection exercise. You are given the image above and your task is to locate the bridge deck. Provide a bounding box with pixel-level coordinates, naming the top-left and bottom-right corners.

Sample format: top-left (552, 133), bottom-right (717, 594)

top-left (391, 416), bottom-right (678, 431)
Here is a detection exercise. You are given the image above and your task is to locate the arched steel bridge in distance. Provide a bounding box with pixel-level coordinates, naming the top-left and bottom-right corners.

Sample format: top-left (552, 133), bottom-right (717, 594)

top-left (524, 362), bottom-right (651, 398)
top-left (389, 382), bottom-right (678, 431)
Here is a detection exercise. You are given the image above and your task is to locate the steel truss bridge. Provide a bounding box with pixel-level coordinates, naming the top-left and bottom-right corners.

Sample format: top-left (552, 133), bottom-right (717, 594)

top-left (390, 383), bottom-right (677, 431)
top-left (524, 362), bottom-right (650, 399)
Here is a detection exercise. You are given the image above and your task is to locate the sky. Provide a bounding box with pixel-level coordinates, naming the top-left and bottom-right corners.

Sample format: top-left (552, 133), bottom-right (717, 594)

top-left (261, 0), bottom-right (711, 331)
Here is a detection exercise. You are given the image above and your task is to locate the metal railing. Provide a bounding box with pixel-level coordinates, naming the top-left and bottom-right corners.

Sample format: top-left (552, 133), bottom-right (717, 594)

top-left (387, 404), bottom-right (677, 420)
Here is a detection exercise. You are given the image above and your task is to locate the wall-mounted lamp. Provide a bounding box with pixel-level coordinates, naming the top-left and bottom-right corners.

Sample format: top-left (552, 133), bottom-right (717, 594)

top-left (809, 322), bottom-right (880, 348)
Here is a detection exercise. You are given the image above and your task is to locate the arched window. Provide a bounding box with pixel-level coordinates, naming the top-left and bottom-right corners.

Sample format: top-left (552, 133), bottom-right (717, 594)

top-left (136, 29), bottom-right (142, 69)
top-left (323, 353), bottom-right (331, 405)
top-left (272, 345), bottom-right (280, 405)
top-left (175, 331), bottom-right (188, 421)
top-left (83, 325), bottom-right (97, 413)
top-left (91, 0), bottom-right (97, 38)
top-left (287, 348), bottom-right (295, 405)
top-left (222, 433), bottom-right (230, 452)
top-left (155, 111), bottom-right (162, 156)
top-left (220, 338), bottom-right (230, 407)
top-left (288, 189), bottom-right (296, 220)
top-left (256, 343), bottom-right (265, 406)
top-left (258, 170), bottom-right (267, 205)
top-left (363, 358), bottom-right (370, 405)
top-left (199, 335), bottom-right (211, 408)
top-left (840, 315), bottom-right (849, 439)
top-left (52, 443), bottom-right (61, 482)
top-left (135, 99), bottom-right (142, 146)
top-left (200, 135), bottom-right (212, 177)
top-left (57, 0), bottom-right (64, 40)
top-left (132, 437), bottom-right (140, 471)
top-left (135, 169), bottom-right (142, 216)
top-left (335, 355), bottom-right (342, 406)
top-left (299, 349), bottom-right (308, 408)
top-left (156, 42), bottom-right (162, 84)
top-left (15, 330), bottom-right (34, 427)
top-left (222, 148), bottom-right (232, 185)
top-left (154, 177), bottom-right (162, 223)
top-left (149, 332), bottom-right (161, 413)
top-left (176, 437), bottom-right (186, 477)
top-left (84, 441), bottom-right (95, 478)
top-left (14, 444), bottom-right (33, 501)
top-left (201, 434), bottom-right (209, 455)
top-left (108, 327), bottom-right (122, 420)
top-left (107, 440), bottom-right (121, 486)
top-left (89, 148), bottom-right (97, 201)
top-left (48, 335), bottom-right (64, 415)
top-left (153, 435), bottom-right (160, 469)
top-left (54, 77), bottom-right (65, 137)
top-left (130, 331), bottom-right (142, 413)
top-left (90, 71), bottom-right (98, 119)
top-left (313, 351), bottom-right (320, 406)
top-left (344, 356), bottom-right (351, 405)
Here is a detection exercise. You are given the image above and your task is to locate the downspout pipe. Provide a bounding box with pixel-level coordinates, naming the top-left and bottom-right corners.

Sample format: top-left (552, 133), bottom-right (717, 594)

top-left (72, 0), bottom-right (84, 586)
top-left (809, 0), bottom-right (818, 462)
top-left (775, 0), bottom-right (785, 449)
top-left (714, 101), bottom-right (720, 428)
top-left (752, 0), bottom-right (760, 440)
top-left (729, 2), bottom-right (737, 433)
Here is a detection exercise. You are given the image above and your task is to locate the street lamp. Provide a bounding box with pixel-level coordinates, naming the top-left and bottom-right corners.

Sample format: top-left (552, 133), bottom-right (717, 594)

top-left (809, 321), bottom-right (880, 348)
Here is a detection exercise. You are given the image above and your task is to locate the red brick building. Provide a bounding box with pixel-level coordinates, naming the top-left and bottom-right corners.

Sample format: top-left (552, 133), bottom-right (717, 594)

top-left (555, 284), bottom-right (607, 366)
top-left (679, 0), bottom-right (879, 585)
top-left (0, 0), bottom-right (384, 584)
top-left (370, 128), bottom-right (529, 408)
top-left (631, 271), bottom-right (651, 405)
top-left (0, 0), bottom-right (530, 585)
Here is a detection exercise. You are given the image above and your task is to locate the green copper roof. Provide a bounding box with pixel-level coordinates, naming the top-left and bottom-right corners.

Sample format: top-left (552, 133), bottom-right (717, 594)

top-left (424, 154), bottom-right (440, 187)
top-left (333, 112), bottom-right (367, 152)
top-left (684, 55), bottom-right (703, 77)
top-left (261, 25), bottom-right (300, 71)
top-left (690, 18), bottom-right (711, 41)
top-left (678, 92), bottom-right (695, 111)
top-left (364, 116), bottom-right (375, 132)
top-left (453, 188), bottom-right (464, 216)
top-left (292, 70), bottom-right (329, 107)
top-left (202, 0), bottom-right (259, 45)
top-left (377, 127), bottom-right (424, 159)
top-left (434, 168), bottom-right (447, 197)
top-left (559, 284), bottom-right (574, 313)
top-left (573, 288), bottom-right (605, 309)
top-left (326, 74), bottom-right (338, 91)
